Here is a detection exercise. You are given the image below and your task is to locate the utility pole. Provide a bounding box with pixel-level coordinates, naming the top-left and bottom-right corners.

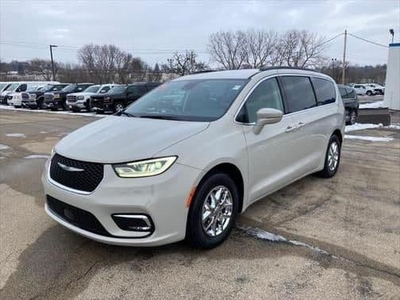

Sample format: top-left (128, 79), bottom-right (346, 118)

top-left (342, 30), bottom-right (347, 84)
top-left (49, 44), bottom-right (57, 81)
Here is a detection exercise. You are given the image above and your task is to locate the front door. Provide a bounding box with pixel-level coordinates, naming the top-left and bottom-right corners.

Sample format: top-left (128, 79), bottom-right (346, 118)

top-left (238, 77), bottom-right (300, 203)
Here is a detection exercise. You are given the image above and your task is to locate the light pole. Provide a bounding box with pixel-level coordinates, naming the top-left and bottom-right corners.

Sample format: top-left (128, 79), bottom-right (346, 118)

top-left (331, 58), bottom-right (337, 82)
top-left (389, 29), bottom-right (394, 43)
top-left (49, 44), bottom-right (57, 81)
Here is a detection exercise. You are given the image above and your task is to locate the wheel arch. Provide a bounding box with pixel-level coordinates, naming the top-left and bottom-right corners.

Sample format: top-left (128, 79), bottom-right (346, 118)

top-left (332, 129), bottom-right (343, 145)
top-left (195, 163), bottom-right (245, 213)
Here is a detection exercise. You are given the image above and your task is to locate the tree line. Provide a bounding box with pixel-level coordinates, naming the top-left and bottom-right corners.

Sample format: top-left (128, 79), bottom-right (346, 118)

top-left (0, 28), bottom-right (387, 84)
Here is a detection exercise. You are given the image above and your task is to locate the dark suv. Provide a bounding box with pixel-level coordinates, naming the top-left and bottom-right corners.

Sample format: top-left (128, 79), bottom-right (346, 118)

top-left (338, 84), bottom-right (359, 125)
top-left (43, 83), bottom-right (94, 110)
top-left (24, 84), bottom-right (69, 109)
top-left (91, 82), bottom-right (161, 113)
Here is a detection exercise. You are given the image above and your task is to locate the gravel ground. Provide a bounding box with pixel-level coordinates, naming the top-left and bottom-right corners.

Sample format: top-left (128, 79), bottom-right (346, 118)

top-left (0, 108), bottom-right (399, 300)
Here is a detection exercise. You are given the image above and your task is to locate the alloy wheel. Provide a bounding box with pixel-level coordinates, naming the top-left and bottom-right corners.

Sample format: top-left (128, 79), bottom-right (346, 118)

top-left (201, 185), bottom-right (233, 237)
top-left (327, 141), bottom-right (339, 171)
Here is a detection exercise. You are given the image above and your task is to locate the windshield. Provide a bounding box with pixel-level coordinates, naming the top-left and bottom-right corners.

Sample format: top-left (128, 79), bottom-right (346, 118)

top-left (49, 84), bottom-right (68, 92)
top-left (0, 83), bottom-right (7, 90)
top-left (5, 83), bottom-right (19, 91)
top-left (61, 84), bottom-right (77, 93)
top-left (124, 79), bottom-right (248, 122)
top-left (83, 85), bottom-right (100, 93)
top-left (108, 85), bottom-right (127, 93)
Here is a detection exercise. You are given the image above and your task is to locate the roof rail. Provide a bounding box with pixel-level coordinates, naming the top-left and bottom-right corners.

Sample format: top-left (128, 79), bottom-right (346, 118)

top-left (190, 70), bottom-right (218, 75)
top-left (259, 66), bottom-right (320, 73)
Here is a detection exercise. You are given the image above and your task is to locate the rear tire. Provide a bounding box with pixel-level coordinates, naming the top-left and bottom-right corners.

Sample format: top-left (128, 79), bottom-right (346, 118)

top-left (366, 91), bottom-right (372, 96)
top-left (349, 110), bottom-right (357, 125)
top-left (317, 135), bottom-right (341, 178)
top-left (186, 173), bottom-right (239, 249)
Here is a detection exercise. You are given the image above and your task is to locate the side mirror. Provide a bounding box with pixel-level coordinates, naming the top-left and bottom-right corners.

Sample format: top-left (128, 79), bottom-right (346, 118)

top-left (253, 108), bottom-right (283, 134)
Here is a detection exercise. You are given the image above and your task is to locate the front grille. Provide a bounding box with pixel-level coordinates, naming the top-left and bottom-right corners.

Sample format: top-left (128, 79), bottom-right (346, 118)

top-left (44, 94), bottom-right (54, 102)
top-left (50, 154), bottom-right (104, 192)
top-left (67, 95), bottom-right (77, 102)
top-left (47, 195), bottom-right (110, 236)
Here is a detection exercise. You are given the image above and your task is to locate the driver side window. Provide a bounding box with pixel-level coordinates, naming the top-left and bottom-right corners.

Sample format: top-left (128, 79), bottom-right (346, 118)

top-left (237, 78), bottom-right (284, 123)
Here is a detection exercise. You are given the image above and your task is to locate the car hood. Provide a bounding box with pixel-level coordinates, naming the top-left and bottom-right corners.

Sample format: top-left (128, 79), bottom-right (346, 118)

top-left (55, 116), bottom-right (210, 163)
top-left (68, 92), bottom-right (97, 96)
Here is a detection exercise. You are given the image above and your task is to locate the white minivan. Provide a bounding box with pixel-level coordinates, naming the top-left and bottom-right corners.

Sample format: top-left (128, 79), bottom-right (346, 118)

top-left (43, 68), bottom-right (344, 248)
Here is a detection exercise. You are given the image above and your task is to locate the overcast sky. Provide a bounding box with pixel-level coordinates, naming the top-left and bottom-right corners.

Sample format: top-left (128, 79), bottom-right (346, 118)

top-left (1, 0), bottom-right (399, 67)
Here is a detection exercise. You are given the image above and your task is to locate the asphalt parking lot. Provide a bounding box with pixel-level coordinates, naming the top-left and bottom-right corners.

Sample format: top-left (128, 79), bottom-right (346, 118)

top-left (0, 109), bottom-right (399, 299)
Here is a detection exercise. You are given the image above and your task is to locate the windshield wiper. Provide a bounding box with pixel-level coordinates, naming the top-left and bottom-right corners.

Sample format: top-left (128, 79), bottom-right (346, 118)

top-left (137, 115), bottom-right (183, 120)
top-left (117, 111), bottom-right (137, 117)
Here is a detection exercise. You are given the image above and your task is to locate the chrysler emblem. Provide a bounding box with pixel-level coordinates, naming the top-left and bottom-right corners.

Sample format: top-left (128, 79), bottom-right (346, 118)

top-left (57, 162), bottom-right (84, 172)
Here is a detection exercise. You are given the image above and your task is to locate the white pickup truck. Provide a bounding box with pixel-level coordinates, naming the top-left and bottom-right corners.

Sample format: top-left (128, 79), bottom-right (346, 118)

top-left (66, 84), bottom-right (115, 112)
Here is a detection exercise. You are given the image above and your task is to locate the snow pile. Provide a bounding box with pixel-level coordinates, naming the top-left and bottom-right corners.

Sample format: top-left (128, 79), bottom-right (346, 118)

top-left (359, 101), bottom-right (385, 109)
top-left (345, 135), bottom-right (394, 142)
top-left (0, 144), bottom-right (11, 150)
top-left (6, 133), bottom-right (26, 138)
top-left (25, 155), bottom-right (50, 159)
top-left (386, 124), bottom-right (400, 130)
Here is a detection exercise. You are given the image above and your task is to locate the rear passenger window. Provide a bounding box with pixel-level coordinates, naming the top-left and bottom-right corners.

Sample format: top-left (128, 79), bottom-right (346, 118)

top-left (280, 76), bottom-right (317, 113)
top-left (237, 78), bottom-right (284, 123)
top-left (311, 78), bottom-right (336, 105)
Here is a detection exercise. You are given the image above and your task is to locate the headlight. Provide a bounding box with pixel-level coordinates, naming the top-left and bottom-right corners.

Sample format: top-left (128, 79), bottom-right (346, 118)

top-left (54, 94), bottom-right (60, 99)
top-left (77, 95), bottom-right (84, 100)
top-left (50, 147), bottom-right (55, 157)
top-left (113, 156), bottom-right (177, 178)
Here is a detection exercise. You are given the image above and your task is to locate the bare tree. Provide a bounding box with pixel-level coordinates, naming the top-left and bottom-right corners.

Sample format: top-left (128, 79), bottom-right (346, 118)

top-left (163, 51), bottom-right (208, 76)
top-left (245, 29), bottom-right (278, 68)
top-left (207, 31), bottom-right (247, 69)
top-left (29, 59), bottom-right (57, 80)
top-left (273, 30), bottom-right (326, 68)
top-left (147, 63), bottom-right (163, 82)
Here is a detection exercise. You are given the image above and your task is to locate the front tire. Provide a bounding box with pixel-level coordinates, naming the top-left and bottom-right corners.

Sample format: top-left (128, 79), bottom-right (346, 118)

top-left (349, 110), bottom-right (357, 125)
top-left (186, 173), bottom-right (239, 249)
top-left (366, 91), bottom-right (372, 96)
top-left (113, 102), bottom-right (124, 113)
top-left (317, 135), bottom-right (341, 178)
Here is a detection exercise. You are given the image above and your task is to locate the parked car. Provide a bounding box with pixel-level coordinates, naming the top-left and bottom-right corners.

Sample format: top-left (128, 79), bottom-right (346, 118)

top-left (351, 84), bottom-right (375, 96)
top-left (365, 83), bottom-right (385, 95)
top-left (0, 82), bottom-right (28, 104)
top-left (23, 83), bottom-right (69, 109)
top-left (91, 82), bottom-right (161, 113)
top-left (43, 67), bottom-right (344, 249)
top-left (43, 83), bottom-right (94, 110)
top-left (66, 84), bottom-right (116, 112)
top-left (7, 83), bottom-right (47, 107)
top-left (338, 84), bottom-right (359, 125)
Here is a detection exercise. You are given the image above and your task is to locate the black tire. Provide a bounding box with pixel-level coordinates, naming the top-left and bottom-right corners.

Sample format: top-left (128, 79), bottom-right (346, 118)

top-left (113, 102), bottom-right (124, 113)
top-left (37, 97), bottom-right (44, 109)
top-left (349, 110), bottom-right (357, 125)
top-left (62, 101), bottom-right (69, 111)
top-left (85, 100), bottom-right (92, 112)
top-left (186, 173), bottom-right (239, 249)
top-left (366, 91), bottom-right (372, 96)
top-left (317, 135), bottom-right (341, 178)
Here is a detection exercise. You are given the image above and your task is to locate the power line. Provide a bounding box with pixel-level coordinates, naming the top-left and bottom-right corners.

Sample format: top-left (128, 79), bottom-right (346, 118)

top-left (347, 33), bottom-right (389, 48)
top-left (318, 33), bottom-right (344, 47)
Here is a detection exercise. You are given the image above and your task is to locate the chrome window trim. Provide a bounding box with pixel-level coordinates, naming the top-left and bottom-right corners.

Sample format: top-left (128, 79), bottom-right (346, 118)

top-left (234, 73), bottom-right (337, 125)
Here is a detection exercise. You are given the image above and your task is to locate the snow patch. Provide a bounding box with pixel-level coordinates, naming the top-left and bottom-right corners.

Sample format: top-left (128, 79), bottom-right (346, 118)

top-left (345, 135), bottom-right (393, 142)
top-left (0, 144), bottom-right (11, 150)
top-left (40, 131), bottom-right (48, 134)
top-left (6, 133), bottom-right (26, 138)
top-left (25, 155), bottom-right (50, 159)
top-left (386, 124), bottom-right (400, 130)
top-left (359, 101), bottom-right (385, 109)
top-left (239, 226), bottom-right (337, 258)
top-left (0, 105), bottom-right (106, 118)
top-left (345, 123), bottom-right (382, 132)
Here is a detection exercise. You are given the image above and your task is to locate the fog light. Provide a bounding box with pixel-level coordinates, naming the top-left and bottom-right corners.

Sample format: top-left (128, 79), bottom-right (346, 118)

top-left (112, 214), bottom-right (154, 232)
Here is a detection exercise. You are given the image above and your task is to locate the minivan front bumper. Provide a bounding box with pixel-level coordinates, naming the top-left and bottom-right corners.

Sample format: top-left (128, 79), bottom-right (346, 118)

top-left (42, 158), bottom-right (202, 246)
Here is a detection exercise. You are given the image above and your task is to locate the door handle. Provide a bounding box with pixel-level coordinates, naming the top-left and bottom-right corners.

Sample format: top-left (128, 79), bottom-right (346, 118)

top-left (297, 122), bottom-right (305, 129)
top-left (285, 126), bottom-right (296, 132)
